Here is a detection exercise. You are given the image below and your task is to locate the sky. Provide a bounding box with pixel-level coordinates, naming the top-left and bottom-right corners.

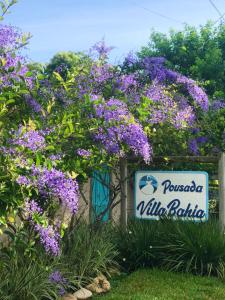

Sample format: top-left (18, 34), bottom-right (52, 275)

top-left (4, 0), bottom-right (225, 64)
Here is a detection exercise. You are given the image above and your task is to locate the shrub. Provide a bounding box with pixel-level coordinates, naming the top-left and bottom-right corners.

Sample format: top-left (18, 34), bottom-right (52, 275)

top-left (114, 218), bottom-right (225, 278)
top-left (114, 219), bottom-right (161, 271)
top-left (159, 219), bottom-right (225, 277)
top-left (61, 222), bottom-right (118, 288)
top-left (0, 229), bottom-right (58, 300)
top-left (0, 256), bottom-right (58, 300)
top-left (0, 221), bottom-right (118, 298)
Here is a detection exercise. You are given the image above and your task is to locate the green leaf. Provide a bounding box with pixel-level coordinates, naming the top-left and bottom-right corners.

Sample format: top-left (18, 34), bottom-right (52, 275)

top-left (6, 99), bottom-right (15, 105)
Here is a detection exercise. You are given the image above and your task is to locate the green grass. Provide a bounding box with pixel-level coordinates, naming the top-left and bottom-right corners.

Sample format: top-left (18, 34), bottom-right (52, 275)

top-left (94, 269), bottom-right (225, 300)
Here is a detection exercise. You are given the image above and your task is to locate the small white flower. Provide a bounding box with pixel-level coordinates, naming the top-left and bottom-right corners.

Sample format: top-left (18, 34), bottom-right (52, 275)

top-left (149, 245), bottom-right (153, 249)
top-left (153, 128), bottom-right (156, 132)
top-left (122, 258), bottom-right (126, 261)
top-left (128, 231), bottom-right (132, 234)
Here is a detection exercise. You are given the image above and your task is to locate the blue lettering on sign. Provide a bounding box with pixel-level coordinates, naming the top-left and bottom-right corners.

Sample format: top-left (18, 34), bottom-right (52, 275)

top-left (136, 198), bottom-right (205, 219)
top-left (161, 180), bottom-right (203, 194)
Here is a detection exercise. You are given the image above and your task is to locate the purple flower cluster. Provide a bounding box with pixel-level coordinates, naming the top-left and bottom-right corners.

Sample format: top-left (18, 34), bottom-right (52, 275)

top-left (49, 154), bottom-right (62, 161)
top-left (24, 199), bottom-right (43, 220)
top-left (0, 25), bottom-right (20, 50)
top-left (118, 74), bottom-right (137, 92)
top-left (91, 39), bottom-right (114, 60)
top-left (211, 100), bottom-right (225, 111)
top-left (94, 99), bottom-right (152, 162)
top-left (25, 95), bottom-right (43, 114)
top-left (176, 75), bottom-right (208, 111)
top-left (123, 51), bottom-right (137, 67)
top-left (173, 106), bottom-right (195, 129)
top-left (12, 129), bottom-right (46, 151)
top-left (145, 82), bottom-right (166, 102)
top-left (91, 63), bottom-right (113, 84)
top-left (77, 148), bottom-right (91, 157)
top-left (123, 123), bottom-right (152, 162)
top-left (0, 25), bottom-right (34, 88)
top-left (22, 199), bottom-right (60, 256)
top-left (16, 175), bottom-right (31, 186)
top-left (188, 136), bottom-right (208, 155)
top-left (49, 270), bottom-right (67, 284)
top-left (0, 146), bottom-right (17, 155)
top-left (143, 57), bottom-right (167, 82)
top-left (146, 82), bottom-right (195, 129)
top-left (0, 52), bottom-right (30, 87)
top-left (95, 98), bottom-right (129, 121)
top-left (188, 139), bottom-right (199, 155)
top-left (35, 224), bottom-right (60, 256)
top-left (49, 270), bottom-right (67, 296)
top-left (90, 93), bottom-right (101, 101)
top-left (142, 56), bottom-right (208, 111)
top-left (25, 166), bottom-right (79, 214)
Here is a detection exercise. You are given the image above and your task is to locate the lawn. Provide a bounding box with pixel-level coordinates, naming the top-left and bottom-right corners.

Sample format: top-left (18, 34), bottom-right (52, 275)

top-left (94, 269), bottom-right (225, 300)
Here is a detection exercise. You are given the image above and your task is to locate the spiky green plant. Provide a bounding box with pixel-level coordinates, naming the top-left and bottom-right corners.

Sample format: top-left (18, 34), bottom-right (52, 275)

top-left (0, 252), bottom-right (58, 300)
top-left (61, 222), bottom-right (118, 288)
top-left (159, 219), bottom-right (225, 277)
top-left (114, 219), bottom-right (161, 271)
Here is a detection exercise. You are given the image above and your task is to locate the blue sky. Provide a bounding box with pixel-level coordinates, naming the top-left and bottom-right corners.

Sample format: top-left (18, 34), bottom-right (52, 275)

top-left (4, 0), bottom-right (225, 63)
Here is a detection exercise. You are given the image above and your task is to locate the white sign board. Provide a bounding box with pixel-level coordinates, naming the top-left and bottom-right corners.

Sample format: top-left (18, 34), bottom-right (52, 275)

top-left (135, 171), bottom-right (208, 221)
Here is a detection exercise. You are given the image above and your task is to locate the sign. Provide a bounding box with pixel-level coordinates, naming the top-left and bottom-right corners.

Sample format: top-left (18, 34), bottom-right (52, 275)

top-left (135, 171), bottom-right (208, 221)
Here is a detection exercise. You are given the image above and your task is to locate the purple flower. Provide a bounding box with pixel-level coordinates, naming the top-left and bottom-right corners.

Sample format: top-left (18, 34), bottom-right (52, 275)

top-left (12, 129), bottom-right (46, 151)
top-left (49, 271), bottom-right (67, 284)
top-left (35, 224), bottom-right (60, 256)
top-left (91, 63), bottom-right (113, 84)
top-left (93, 99), bottom-right (152, 162)
top-left (58, 287), bottom-right (66, 296)
top-left (123, 51), bottom-right (137, 66)
top-left (77, 149), bottom-right (91, 157)
top-left (29, 166), bottom-right (79, 214)
top-left (196, 136), bottom-right (208, 144)
top-left (188, 136), bottom-right (208, 155)
top-left (142, 56), bottom-right (167, 82)
top-left (182, 78), bottom-right (208, 111)
top-left (145, 82), bottom-right (166, 102)
top-left (191, 127), bottom-right (200, 134)
top-left (25, 95), bottom-right (43, 114)
top-left (211, 100), bottom-right (225, 111)
top-left (24, 199), bottom-right (43, 220)
top-left (0, 146), bottom-right (17, 155)
top-left (146, 82), bottom-right (196, 129)
top-left (49, 154), bottom-right (62, 161)
top-left (23, 199), bottom-right (61, 256)
top-left (173, 106), bottom-right (195, 129)
top-left (16, 175), bottom-right (31, 186)
top-left (142, 56), bottom-right (208, 111)
top-left (188, 139), bottom-right (199, 155)
top-left (49, 271), bottom-right (67, 296)
top-left (118, 74), bottom-right (137, 92)
top-left (90, 94), bottom-right (101, 101)
top-left (92, 39), bottom-right (114, 59)
top-left (0, 25), bottom-right (20, 50)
